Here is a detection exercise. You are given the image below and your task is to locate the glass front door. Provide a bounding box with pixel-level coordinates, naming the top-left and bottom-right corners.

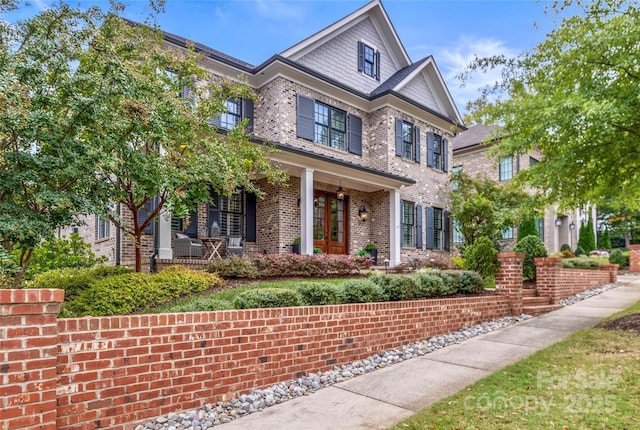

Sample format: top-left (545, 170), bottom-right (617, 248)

top-left (313, 191), bottom-right (348, 254)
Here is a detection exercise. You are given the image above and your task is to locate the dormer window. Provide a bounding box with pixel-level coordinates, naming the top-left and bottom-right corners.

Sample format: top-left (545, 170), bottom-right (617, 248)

top-left (357, 41), bottom-right (380, 81)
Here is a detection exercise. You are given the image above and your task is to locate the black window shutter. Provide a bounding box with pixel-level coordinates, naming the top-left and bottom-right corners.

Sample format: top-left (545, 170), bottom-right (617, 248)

top-left (94, 216), bottom-right (99, 240)
top-left (242, 97), bottom-right (254, 133)
top-left (296, 94), bottom-right (315, 140)
top-left (414, 127), bottom-right (421, 163)
top-left (395, 118), bottom-right (403, 156)
top-left (516, 155), bottom-right (520, 172)
top-left (138, 199), bottom-right (155, 234)
top-left (443, 138), bottom-right (449, 172)
top-left (426, 206), bottom-right (434, 249)
top-left (357, 41), bottom-right (364, 72)
top-left (246, 192), bottom-right (257, 242)
top-left (184, 211), bottom-right (199, 238)
top-left (348, 114), bottom-right (362, 156)
top-left (427, 132), bottom-right (435, 167)
top-left (375, 50), bottom-right (381, 81)
top-left (444, 211), bottom-right (451, 251)
top-left (416, 204), bottom-right (423, 249)
top-left (207, 191), bottom-right (220, 233)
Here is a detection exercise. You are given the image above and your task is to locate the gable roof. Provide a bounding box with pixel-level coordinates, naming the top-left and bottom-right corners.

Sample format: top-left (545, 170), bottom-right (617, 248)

top-left (452, 124), bottom-right (500, 151)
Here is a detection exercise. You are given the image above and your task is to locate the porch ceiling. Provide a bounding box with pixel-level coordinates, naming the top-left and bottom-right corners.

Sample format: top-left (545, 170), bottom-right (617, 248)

top-left (268, 143), bottom-right (415, 193)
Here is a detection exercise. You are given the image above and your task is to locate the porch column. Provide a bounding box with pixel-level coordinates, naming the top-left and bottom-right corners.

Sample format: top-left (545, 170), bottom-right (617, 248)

top-left (389, 188), bottom-right (401, 266)
top-left (300, 168), bottom-right (314, 255)
top-left (158, 210), bottom-right (173, 259)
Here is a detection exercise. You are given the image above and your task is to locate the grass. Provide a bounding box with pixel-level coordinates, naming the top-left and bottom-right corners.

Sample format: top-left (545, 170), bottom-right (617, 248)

top-left (390, 300), bottom-right (640, 430)
top-left (147, 277), bottom-right (346, 313)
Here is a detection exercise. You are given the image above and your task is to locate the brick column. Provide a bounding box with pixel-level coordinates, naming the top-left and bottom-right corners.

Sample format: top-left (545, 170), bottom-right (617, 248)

top-left (0, 289), bottom-right (64, 430)
top-left (535, 257), bottom-right (562, 304)
top-left (599, 263), bottom-right (619, 284)
top-left (496, 252), bottom-right (524, 315)
top-left (629, 244), bottom-right (640, 273)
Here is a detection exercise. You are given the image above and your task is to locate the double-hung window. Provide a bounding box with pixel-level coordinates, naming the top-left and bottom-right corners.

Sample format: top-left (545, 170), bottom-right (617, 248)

top-left (209, 190), bottom-right (243, 238)
top-left (401, 201), bottom-right (415, 247)
top-left (97, 216), bottom-right (110, 240)
top-left (433, 207), bottom-right (443, 249)
top-left (451, 165), bottom-right (463, 190)
top-left (220, 98), bottom-right (242, 130)
top-left (314, 102), bottom-right (346, 150)
top-left (453, 218), bottom-right (464, 244)
top-left (401, 122), bottom-right (413, 160)
top-left (536, 218), bottom-right (545, 241)
top-left (499, 156), bottom-right (513, 181)
top-left (357, 41), bottom-right (380, 81)
top-left (427, 207), bottom-right (450, 251)
top-left (427, 132), bottom-right (448, 172)
top-left (501, 226), bottom-right (514, 240)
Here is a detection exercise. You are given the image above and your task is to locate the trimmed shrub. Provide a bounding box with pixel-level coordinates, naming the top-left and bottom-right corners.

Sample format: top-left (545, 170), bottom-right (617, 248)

top-left (562, 259), bottom-right (600, 270)
top-left (207, 256), bottom-right (259, 278)
top-left (389, 254), bottom-right (456, 274)
top-left (414, 270), bottom-right (446, 297)
top-left (559, 249), bottom-right (575, 258)
top-left (560, 243), bottom-right (571, 252)
top-left (26, 266), bottom-right (133, 301)
top-left (459, 271), bottom-right (485, 293)
top-left (575, 246), bottom-right (586, 257)
top-left (165, 298), bottom-right (233, 312)
top-left (296, 282), bottom-right (343, 305)
top-left (380, 275), bottom-right (420, 301)
top-left (435, 271), bottom-right (463, 295)
top-left (609, 249), bottom-right (629, 268)
top-left (340, 279), bottom-right (384, 303)
top-left (462, 236), bottom-right (499, 282)
top-left (513, 235), bottom-right (548, 281)
top-left (577, 218), bottom-right (596, 254)
top-left (63, 266), bottom-right (222, 317)
top-left (233, 288), bottom-right (300, 309)
top-left (517, 219), bottom-right (538, 242)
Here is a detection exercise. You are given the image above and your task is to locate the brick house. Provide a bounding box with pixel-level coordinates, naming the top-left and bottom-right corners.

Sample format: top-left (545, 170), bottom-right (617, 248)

top-left (64, 0), bottom-right (465, 267)
top-left (451, 123), bottom-right (588, 253)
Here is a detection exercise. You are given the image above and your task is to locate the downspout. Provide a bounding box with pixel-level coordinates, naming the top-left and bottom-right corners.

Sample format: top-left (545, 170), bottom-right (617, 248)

top-left (149, 195), bottom-right (159, 273)
top-left (115, 203), bottom-right (121, 266)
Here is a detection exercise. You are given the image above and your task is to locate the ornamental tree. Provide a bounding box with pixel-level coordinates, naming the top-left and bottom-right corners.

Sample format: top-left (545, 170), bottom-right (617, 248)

top-left (462, 0), bottom-right (640, 211)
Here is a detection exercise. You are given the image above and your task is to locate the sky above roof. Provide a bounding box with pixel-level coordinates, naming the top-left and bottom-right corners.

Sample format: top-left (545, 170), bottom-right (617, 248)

top-left (3, 0), bottom-right (562, 116)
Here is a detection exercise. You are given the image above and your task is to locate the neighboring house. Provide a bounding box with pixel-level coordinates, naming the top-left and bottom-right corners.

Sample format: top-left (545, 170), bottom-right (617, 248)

top-left (62, 0), bottom-right (465, 267)
top-left (451, 124), bottom-right (585, 253)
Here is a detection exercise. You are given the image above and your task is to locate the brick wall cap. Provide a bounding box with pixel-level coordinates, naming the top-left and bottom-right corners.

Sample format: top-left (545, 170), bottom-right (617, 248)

top-left (535, 257), bottom-right (562, 265)
top-left (0, 288), bottom-right (65, 305)
top-left (628, 244), bottom-right (640, 250)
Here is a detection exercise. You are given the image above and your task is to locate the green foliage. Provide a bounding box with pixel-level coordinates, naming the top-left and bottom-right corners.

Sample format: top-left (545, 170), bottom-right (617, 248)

top-left (609, 249), bottom-right (629, 268)
top-left (26, 266), bottom-right (133, 301)
top-left (513, 235), bottom-right (548, 281)
top-left (560, 243), bottom-right (571, 252)
top-left (162, 298), bottom-right (233, 312)
top-left (562, 259), bottom-right (600, 270)
top-left (364, 243), bottom-right (378, 251)
top-left (517, 219), bottom-right (538, 242)
top-left (433, 271), bottom-right (462, 296)
top-left (233, 288), bottom-right (300, 309)
top-left (207, 256), bottom-right (259, 279)
top-left (462, 236), bottom-right (499, 282)
top-left (379, 276), bottom-right (420, 301)
top-left (0, 247), bottom-right (20, 287)
top-left (463, 1), bottom-right (640, 210)
top-left (295, 282), bottom-right (343, 306)
top-left (340, 279), bottom-right (385, 303)
top-left (598, 228), bottom-right (612, 249)
top-left (449, 172), bottom-right (538, 245)
top-left (389, 254), bottom-right (456, 274)
top-left (458, 271), bottom-right (485, 294)
top-left (62, 266), bottom-right (222, 317)
top-left (17, 233), bottom-right (107, 281)
top-left (414, 271), bottom-right (447, 297)
top-left (578, 218), bottom-right (597, 254)
top-left (575, 246), bottom-right (586, 257)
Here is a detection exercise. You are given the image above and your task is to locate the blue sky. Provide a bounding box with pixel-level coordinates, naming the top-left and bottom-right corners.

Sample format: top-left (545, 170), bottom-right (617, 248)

top-left (4, 0), bottom-right (561, 114)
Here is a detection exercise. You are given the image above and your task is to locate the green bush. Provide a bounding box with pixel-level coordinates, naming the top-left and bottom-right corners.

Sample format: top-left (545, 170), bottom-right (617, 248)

top-left (462, 236), bottom-right (499, 281)
top-left (0, 247), bottom-right (20, 288)
top-left (609, 249), bottom-right (629, 268)
top-left (435, 271), bottom-right (462, 295)
top-left (379, 275), bottom-right (420, 301)
top-left (207, 256), bottom-right (259, 278)
top-left (165, 298), bottom-right (233, 312)
top-left (577, 218), bottom-right (596, 254)
top-left (296, 282), bottom-right (343, 305)
top-left (64, 266), bottom-right (222, 317)
top-left (340, 279), bottom-right (385, 303)
top-left (459, 271), bottom-right (485, 293)
top-left (414, 270), bottom-right (446, 297)
top-left (562, 259), bottom-right (600, 270)
top-left (575, 246), bottom-right (586, 257)
top-left (513, 235), bottom-right (548, 281)
top-left (26, 266), bottom-right (133, 301)
top-left (517, 219), bottom-right (538, 241)
top-left (560, 243), bottom-right (571, 252)
top-left (233, 288), bottom-right (301, 309)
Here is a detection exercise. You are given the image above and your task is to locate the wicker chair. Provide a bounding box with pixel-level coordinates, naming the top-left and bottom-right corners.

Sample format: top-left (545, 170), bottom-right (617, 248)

top-left (173, 232), bottom-right (203, 258)
top-left (226, 236), bottom-right (243, 257)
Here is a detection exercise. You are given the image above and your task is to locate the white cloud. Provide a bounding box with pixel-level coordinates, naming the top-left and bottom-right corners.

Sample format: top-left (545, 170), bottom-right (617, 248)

top-left (31, 0), bottom-right (51, 12)
top-left (253, 0), bottom-right (306, 21)
top-left (424, 35), bottom-right (522, 115)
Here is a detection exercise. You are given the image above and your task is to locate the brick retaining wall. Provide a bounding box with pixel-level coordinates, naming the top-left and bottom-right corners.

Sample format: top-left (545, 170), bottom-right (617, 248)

top-left (1, 291), bottom-right (510, 430)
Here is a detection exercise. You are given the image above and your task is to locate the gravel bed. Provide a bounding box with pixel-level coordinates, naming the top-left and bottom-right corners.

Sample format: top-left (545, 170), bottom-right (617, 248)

top-left (138, 282), bottom-right (620, 430)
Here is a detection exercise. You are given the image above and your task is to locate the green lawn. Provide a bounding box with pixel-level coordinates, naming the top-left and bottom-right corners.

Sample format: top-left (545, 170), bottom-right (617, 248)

top-left (147, 277), bottom-right (346, 313)
top-left (389, 300), bottom-right (640, 430)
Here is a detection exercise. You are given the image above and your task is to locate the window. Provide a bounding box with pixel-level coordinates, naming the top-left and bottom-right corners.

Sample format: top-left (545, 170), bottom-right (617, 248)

top-left (501, 226), bottom-right (514, 240)
top-left (433, 207), bottom-right (443, 249)
top-left (453, 218), bottom-right (464, 244)
top-left (401, 201), bottom-right (415, 247)
top-left (452, 165), bottom-right (463, 190)
top-left (209, 190), bottom-right (243, 237)
top-left (402, 121), bottom-right (413, 159)
top-left (394, 119), bottom-right (420, 162)
top-left (97, 216), bottom-right (110, 240)
top-left (499, 156), bottom-right (513, 181)
top-left (357, 41), bottom-right (380, 80)
top-left (220, 98), bottom-right (242, 130)
top-left (530, 157), bottom-right (539, 167)
top-left (427, 132), bottom-right (448, 172)
top-left (536, 218), bottom-right (545, 241)
top-left (315, 102), bottom-right (346, 150)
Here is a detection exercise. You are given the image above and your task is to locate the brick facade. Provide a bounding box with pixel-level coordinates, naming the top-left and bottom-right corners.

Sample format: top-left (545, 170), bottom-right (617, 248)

top-left (629, 244), bottom-right (640, 273)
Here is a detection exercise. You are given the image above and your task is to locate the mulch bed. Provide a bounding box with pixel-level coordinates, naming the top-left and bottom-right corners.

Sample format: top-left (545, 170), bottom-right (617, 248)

top-left (596, 313), bottom-right (640, 336)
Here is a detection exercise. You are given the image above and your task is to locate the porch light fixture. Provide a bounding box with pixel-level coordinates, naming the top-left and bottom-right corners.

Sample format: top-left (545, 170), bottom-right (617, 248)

top-left (358, 205), bottom-right (369, 222)
top-left (336, 186), bottom-right (345, 201)
top-left (570, 222), bottom-right (575, 230)
top-left (555, 218), bottom-right (562, 226)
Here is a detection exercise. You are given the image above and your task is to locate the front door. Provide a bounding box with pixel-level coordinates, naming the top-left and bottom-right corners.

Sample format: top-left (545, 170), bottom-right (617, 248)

top-left (313, 191), bottom-right (348, 254)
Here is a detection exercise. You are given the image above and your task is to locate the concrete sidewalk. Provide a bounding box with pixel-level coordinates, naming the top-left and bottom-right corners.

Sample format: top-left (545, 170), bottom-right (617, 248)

top-left (221, 275), bottom-right (640, 430)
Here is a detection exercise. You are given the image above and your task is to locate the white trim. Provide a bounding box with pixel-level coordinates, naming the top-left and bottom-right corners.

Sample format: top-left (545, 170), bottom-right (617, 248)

top-left (300, 169), bottom-right (315, 255)
top-left (390, 189), bottom-right (401, 266)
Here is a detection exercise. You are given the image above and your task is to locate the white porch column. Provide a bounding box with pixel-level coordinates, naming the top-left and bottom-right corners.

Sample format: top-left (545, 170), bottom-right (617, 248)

top-left (158, 210), bottom-right (173, 259)
top-left (300, 168), bottom-right (314, 255)
top-left (389, 189), bottom-right (401, 266)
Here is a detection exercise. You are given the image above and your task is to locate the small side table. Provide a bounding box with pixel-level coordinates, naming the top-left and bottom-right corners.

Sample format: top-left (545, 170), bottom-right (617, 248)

top-left (201, 238), bottom-right (225, 260)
